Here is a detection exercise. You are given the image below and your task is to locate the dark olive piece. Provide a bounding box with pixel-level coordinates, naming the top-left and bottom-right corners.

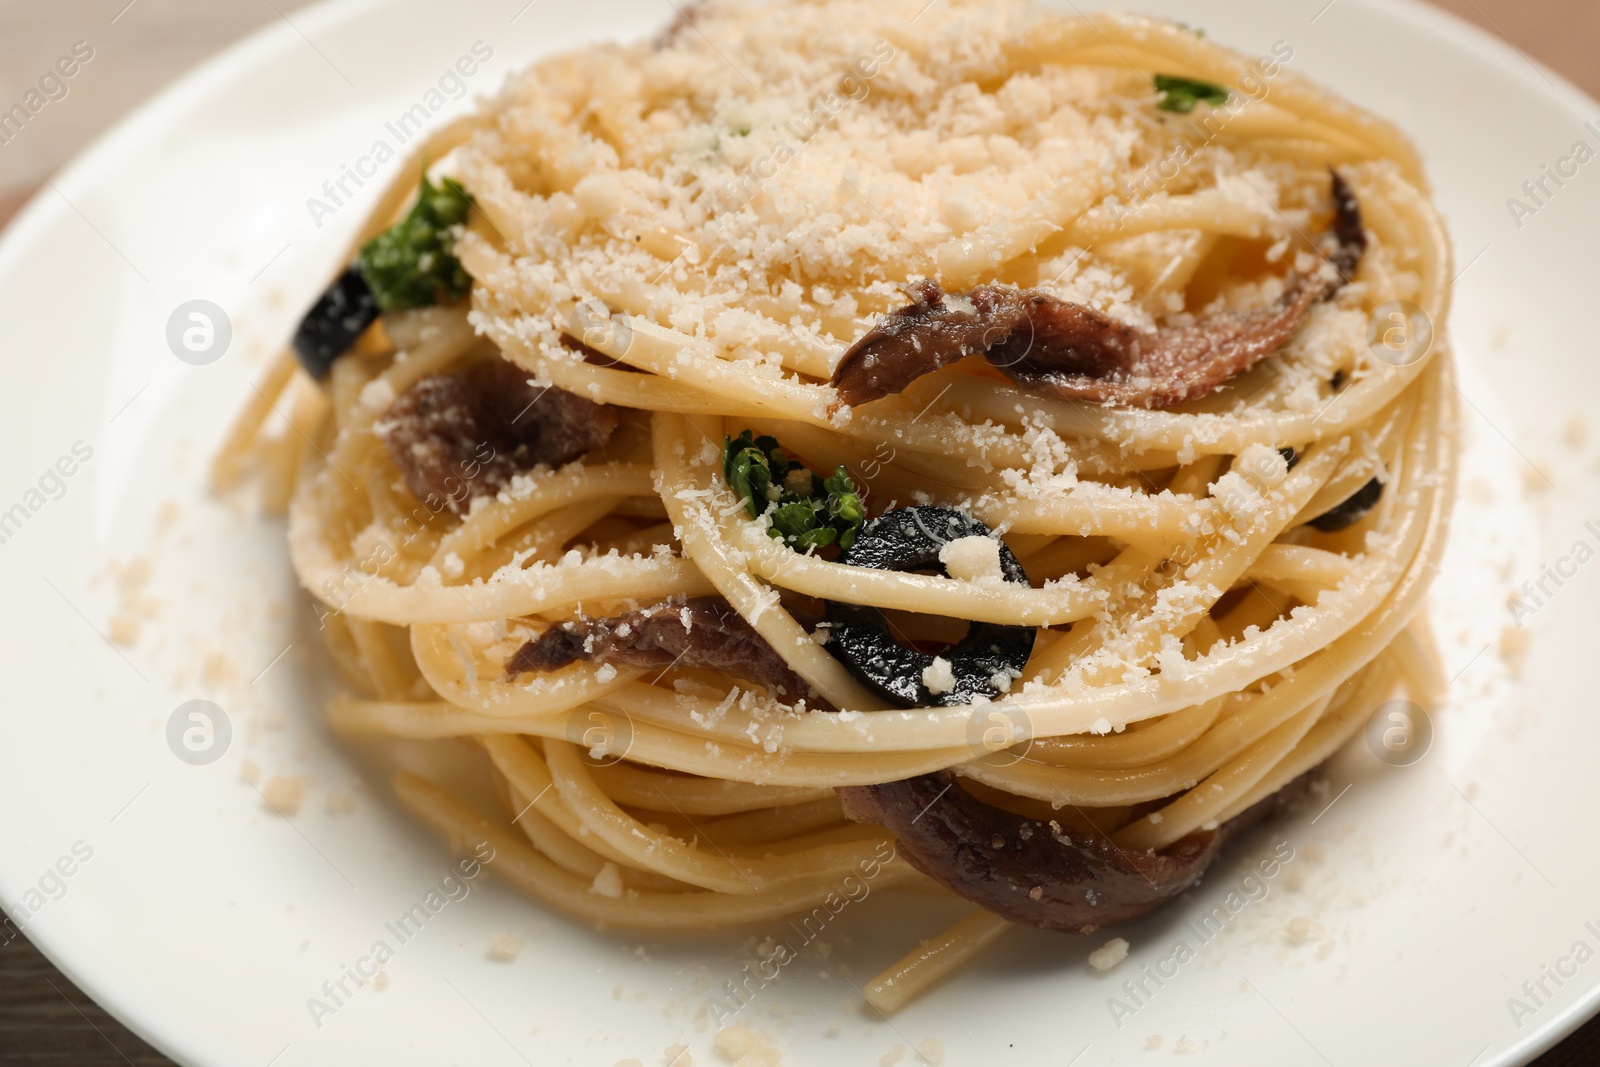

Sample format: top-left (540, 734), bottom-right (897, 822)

top-left (1309, 477), bottom-right (1384, 532)
top-left (291, 266), bottom-right (380, 379)
top-left (1329, 169), bottom-right (1368, 286)
top-left (825, 506), bottom-right (1035, 708)
top-left (1278, 447), bottom-right (1301, 470)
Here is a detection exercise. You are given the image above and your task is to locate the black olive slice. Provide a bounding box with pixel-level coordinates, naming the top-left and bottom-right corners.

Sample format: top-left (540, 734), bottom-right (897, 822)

top-left (291, 266), bottom-right (380, 379)
top-left (1309, 476), bottom-right (1383, 532)
top-left (825, 506), bottom-right (1036, 707)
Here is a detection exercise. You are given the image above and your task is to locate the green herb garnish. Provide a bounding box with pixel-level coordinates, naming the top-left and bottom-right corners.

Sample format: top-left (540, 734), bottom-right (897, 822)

top-left (723, 431), bottom-right (865, 551)
top-left (1153, 74), bottom-right (1230, 114)
top-left (358, 174), bottom-right (474, 312)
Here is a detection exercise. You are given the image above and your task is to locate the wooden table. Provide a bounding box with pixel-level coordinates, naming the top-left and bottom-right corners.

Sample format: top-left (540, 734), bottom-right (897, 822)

top-left (2, 1), bottom-right (1597, 1064)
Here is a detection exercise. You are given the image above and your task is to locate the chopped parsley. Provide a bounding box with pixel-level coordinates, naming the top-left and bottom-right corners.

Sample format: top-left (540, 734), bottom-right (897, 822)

top-left (1153, 74), bottom-right (1230, 114)
top-left (358, 174), bottom-right (474, 312)
top-left (723, 431), bottom-right (865, 551)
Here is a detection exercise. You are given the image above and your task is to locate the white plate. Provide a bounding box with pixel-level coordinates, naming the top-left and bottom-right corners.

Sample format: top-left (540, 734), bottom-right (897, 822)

top-left (1, 0), bottom-right (1597, 1063)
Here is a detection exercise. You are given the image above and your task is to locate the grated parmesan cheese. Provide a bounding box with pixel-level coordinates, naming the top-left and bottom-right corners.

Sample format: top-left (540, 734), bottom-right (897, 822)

top-left (486, 931), bottom-right (524, 961)
top-left (1087, 937), bottom-right (1130, 972)
top-left (939, 535), bottom-right (1005, 583)
top-left (261, 776), bottom-right (304, 816)
top-left (590, 862), bottom-right (625, 898)
top-left (921, 657), bottom-right (957, 695)
top-left (713, 1024), bottom-right (783, 1067)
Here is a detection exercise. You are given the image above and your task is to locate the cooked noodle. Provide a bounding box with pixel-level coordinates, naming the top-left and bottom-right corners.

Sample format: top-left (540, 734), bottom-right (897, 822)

top-left (219, 0), bottom-right (1455, 1013)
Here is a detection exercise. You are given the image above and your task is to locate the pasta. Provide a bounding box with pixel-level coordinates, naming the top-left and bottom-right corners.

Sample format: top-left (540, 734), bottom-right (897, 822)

top-left (218, 0), bottom-right (1455, 1014)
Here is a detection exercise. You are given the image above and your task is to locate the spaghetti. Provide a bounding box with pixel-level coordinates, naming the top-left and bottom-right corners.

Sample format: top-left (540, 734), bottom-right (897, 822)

top-left (218, 0), bottom-right (1456, 1013)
